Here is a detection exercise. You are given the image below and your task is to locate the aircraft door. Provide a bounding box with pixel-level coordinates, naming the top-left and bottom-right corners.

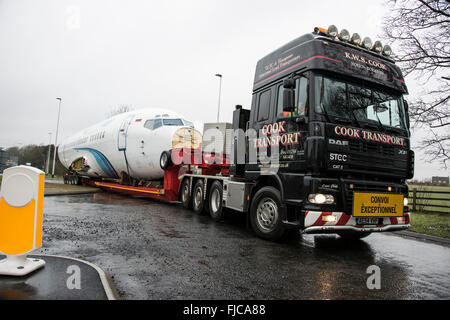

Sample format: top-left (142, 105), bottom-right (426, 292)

top-left (117, 115), bottom-right (134, 151)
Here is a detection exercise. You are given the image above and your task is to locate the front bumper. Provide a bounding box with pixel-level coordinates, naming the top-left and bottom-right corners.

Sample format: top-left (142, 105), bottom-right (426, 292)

top-left (302, 210), bottom-right (410, 234)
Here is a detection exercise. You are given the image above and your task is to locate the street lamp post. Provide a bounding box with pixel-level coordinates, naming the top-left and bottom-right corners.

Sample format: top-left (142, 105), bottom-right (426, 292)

top-left (45, 132), bottom-right (52, 174)
top-left (52, 98), bottom-right (62, 177)
top-left (215, 74), bottom-right (222, 122)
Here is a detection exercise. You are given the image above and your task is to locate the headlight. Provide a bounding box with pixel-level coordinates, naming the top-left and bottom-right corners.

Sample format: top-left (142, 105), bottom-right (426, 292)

top-left (404, 197), bottom-right (408, 206)
top-left (308, 193), bottom-right (335, 204)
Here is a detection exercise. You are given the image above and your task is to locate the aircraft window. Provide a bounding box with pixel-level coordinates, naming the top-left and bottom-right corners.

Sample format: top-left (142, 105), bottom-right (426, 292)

top-left (144, 120), bottom-right (154, 130)
top-left (153, 119), bottom-right (163, 130)
top-left (163, 119), bottom-right (183, 126)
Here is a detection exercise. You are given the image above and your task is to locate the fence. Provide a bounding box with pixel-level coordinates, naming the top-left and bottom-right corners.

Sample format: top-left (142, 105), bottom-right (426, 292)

top-left (408, 187), bottom-right (450, 214)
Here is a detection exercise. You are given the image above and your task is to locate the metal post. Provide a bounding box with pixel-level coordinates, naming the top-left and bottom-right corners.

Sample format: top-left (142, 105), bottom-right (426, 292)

top-left (215, 74), bottom-right (222, 122)
top-left (45, 132), bottom-right (52, 174)
top-left (52, 98), bottom-right (62, 177)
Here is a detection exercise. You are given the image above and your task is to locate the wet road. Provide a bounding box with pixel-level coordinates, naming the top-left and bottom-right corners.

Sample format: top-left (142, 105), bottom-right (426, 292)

top-left (36, 192), bottom-right (450, 300)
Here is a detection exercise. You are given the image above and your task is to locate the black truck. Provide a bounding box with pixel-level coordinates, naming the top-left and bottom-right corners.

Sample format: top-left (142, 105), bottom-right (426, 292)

top-left (179, 25), bottom-right (414, 241)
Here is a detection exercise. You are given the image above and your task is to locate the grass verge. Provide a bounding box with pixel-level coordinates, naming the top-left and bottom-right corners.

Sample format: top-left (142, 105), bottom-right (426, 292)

top-left (409, 211), bottom-right (450, 239)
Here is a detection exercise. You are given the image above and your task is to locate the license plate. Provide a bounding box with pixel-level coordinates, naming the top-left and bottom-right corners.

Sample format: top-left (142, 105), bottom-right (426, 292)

top-left (353, 192), bottom-right (403, 217)
top-left (356, 217), bottom-right (379, 225)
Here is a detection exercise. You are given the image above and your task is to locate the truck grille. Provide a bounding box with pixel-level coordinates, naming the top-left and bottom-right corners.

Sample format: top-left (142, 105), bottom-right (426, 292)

top-left (349, 140), bottom-right (395, 156)
top-left (342, 140), bottom-right (406, 176)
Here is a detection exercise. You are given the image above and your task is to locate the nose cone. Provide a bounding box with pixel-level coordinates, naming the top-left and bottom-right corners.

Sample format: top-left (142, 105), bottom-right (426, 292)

top-left (172, 127), bottom-right (202, 149)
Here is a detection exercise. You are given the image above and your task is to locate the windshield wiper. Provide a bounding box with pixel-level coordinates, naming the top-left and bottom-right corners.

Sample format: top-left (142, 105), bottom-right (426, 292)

top-left (350, 104), bottom-right (386, 132)
top-left (373, 108), bottom-right (387, 132)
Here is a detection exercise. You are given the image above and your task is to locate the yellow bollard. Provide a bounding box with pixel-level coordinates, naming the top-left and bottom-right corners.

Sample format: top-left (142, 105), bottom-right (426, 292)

top-left (0, 165), bottom-right (45, 276)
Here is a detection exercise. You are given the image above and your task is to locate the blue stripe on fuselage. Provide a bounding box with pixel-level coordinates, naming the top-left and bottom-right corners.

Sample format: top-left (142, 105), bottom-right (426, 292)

top-left (74, 148), bottom-right (119, 178)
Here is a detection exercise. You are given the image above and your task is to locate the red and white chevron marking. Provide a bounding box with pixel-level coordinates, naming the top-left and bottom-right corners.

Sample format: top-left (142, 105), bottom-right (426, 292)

top-left (304, 211), bottom-right (410, 228)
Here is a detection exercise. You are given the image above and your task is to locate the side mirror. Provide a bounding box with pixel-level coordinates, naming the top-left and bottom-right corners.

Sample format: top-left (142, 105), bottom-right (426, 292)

top-left (282, 79), bottom-right (295, 112)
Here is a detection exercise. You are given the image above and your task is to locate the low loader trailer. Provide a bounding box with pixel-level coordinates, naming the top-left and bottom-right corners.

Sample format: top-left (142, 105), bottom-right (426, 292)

top-left (70, 25), bottom-right (414, 241)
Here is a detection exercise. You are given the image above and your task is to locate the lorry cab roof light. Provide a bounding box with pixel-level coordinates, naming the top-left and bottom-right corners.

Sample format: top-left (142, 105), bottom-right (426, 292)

top-left (339, 29), bottom-right (350, 42)
top-left (314, 26), bottom-right (328, 36)
top-left (383, 44), bottom-right (393, 56)
top-left (351, 33), bottom-right (361, 45)
top-left (362, 37), bottom-right (373, 49)
top-left (314, 25), bottom-right (393, 58)
top-left (327, 25), bottom-right (338, 37)
top-left (372, 40), bottom-right (383, 53)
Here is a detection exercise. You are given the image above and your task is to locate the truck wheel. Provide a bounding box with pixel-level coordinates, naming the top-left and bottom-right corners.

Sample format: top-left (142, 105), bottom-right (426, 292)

top-left (209, 181), bottom-right (225, 221)
top-left (180, 178), bottom-right (192, 209)
top-left (160, 151), bottom-right (172, 170)
top-left (192, 179), bottom-right (207, 214)
top-left (250, 186), bottom-right (285, 241)
top-left (337, 232), bottom-right (372, 240)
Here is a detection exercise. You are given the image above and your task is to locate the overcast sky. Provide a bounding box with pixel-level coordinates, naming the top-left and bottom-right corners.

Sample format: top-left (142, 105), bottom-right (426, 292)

top-left (0, 0), bottom-right (447, 179)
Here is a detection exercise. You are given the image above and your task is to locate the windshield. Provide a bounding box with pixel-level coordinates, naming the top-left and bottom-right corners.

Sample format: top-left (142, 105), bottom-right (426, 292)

top-left (314, 74), bottom-right (407, 129)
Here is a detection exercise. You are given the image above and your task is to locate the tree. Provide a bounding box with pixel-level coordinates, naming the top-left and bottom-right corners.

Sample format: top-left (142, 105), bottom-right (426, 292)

top-left (107, 104), bottom-right (133, 118)
top-left (382, 0), bottom-right (450, 168)
top-left (5, 144), bottom-right (66, 175)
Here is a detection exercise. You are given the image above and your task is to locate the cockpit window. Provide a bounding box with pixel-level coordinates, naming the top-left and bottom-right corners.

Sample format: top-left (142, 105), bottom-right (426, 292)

top-left (163, 119), bottom-right (184, 126)
top-left (183, 120), bottom-right (194, 127)
top-left (146, 118), bottom-right (188, 130)
top-left (153, 119), bottom-right (163, 130)
top-left (144, 120), bottom-right (154, 130)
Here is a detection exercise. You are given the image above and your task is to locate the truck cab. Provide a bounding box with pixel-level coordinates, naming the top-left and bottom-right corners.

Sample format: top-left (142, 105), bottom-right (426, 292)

top-left (230, 26), bottom-right (413, 240)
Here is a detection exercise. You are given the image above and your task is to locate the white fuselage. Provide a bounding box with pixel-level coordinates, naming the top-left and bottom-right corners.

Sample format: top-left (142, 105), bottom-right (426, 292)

top-left (58, 108), bottom-right (195, 180)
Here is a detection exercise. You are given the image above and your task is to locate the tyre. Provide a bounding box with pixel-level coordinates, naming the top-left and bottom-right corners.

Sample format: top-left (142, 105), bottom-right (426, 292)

top-left (209, 180), bottom-right (226, 221)
top-left (192, 179), bottom-right (208, 214)
top-left (249, 186), bottom-right (285, 241)
top-left (337, 232), bottom-right (372, 240)
top-left (160, 150), bottom-right (172, 170)
top-left (180, 178), bottom-right (192, 209)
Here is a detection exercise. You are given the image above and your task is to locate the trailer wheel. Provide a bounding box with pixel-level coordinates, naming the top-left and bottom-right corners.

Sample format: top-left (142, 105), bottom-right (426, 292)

top-left (192, 179), bottom-right (208, 214)
top-left (180, 178), bottom-right (192, 209)
top-left (250, 186), bottom-right (285, 241)
top-left (160, 151), bottom-right (172, 170)
top-left (209, 181), bottom-right (225, 221)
